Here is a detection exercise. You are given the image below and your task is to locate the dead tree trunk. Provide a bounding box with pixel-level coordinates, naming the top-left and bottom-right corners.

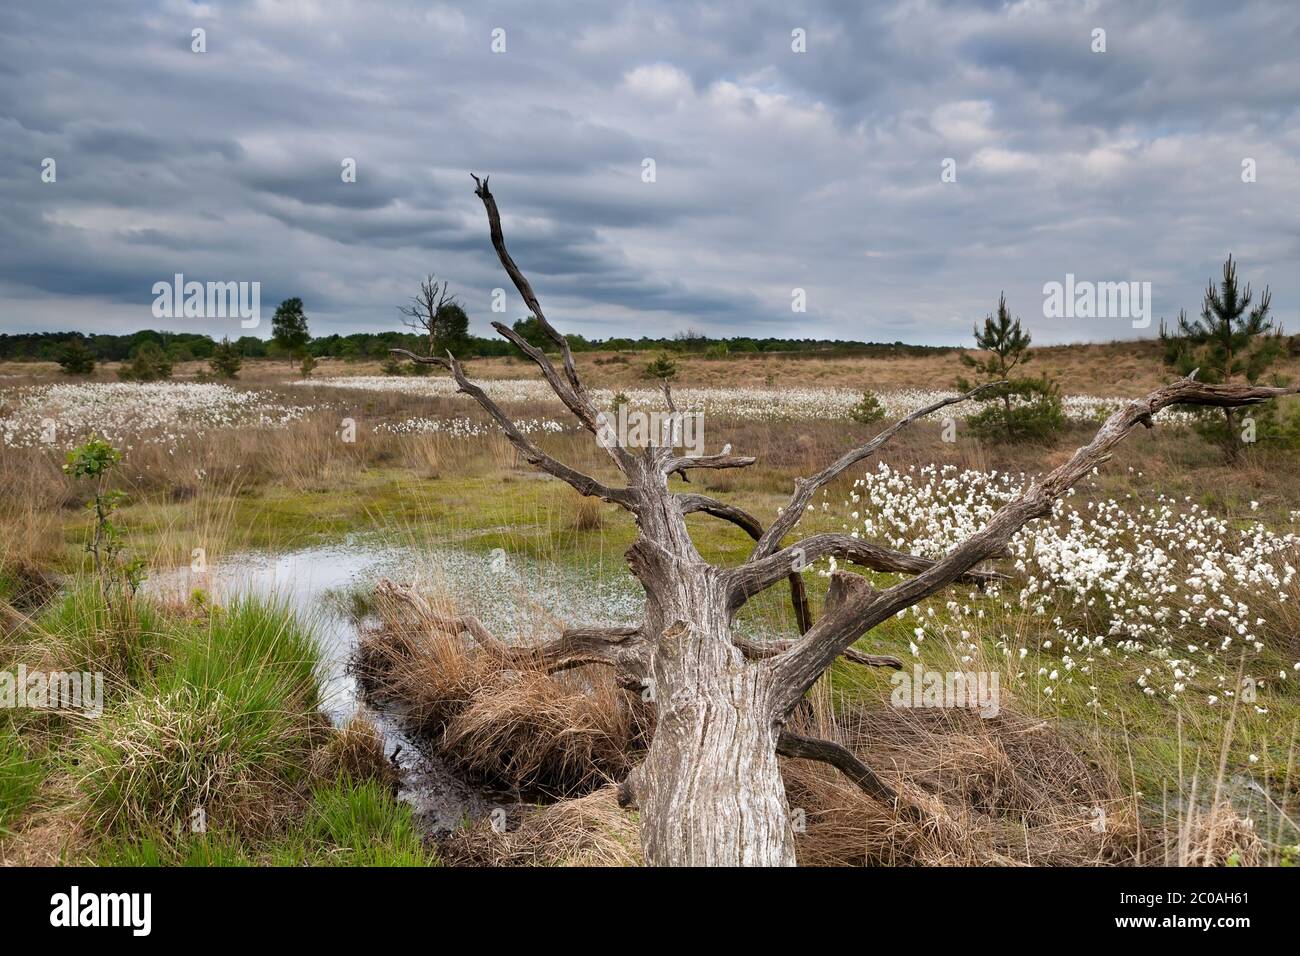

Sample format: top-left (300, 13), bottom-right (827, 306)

top-left (390, 174), bottom-right (1300, 866)
top-left (639, 645), bottom-right (793, 866)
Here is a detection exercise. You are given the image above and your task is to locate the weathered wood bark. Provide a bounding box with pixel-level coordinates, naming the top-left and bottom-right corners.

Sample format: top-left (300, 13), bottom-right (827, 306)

top-left (638, 621), bottom-right (794, 866)
top-left (390, 174), bottom-right (1300, 866)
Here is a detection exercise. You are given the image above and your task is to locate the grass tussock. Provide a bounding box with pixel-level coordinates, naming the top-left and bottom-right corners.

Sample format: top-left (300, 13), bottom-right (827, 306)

top-left (358, 593), bottom-right (647, 797)
top-left (442, 667), bottom-right (641, 795)
top-left (23, 582), bottom-right (165, 683)
top-left (441, 785), bottom-right (641, 866)
top-left (1175, 799), bottom-right (1263, 867)
top-left (565, 495), bottom-right (606, 532)
top-left (0, 576), bottom-right (436, 865)
top-left (782, 701), bottom-right (1142, 866)
top-left (69, 596), bottom-right (328, 838)
top-left (309, 714), bottom-right (399, 790)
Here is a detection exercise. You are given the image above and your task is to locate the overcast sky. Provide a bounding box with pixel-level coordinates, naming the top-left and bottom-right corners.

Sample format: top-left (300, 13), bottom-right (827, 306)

top-left (1, 0), bottom-right (1297, 345)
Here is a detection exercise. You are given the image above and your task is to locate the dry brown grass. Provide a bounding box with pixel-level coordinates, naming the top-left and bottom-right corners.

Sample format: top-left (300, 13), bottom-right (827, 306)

top-left (357, 593), bottom-right (649, 797)
top-left (309, 715), bottom-right (399, 790)
top-left (8, 338), bottom-right (1297, 396)
top-left (367, 341), bottom-right (1298, 397)
top-left (361, 579), bottom-right (1292, 867)
top-left (1173, 799), bottom-right (1264, 867)
top-left (68, 687), bottom-right (318, 838)
top-left (782, 699), bottom-right (1143, 866)
top-left (431, 684), bottom-right (1148, 867)
top-left (366, 583), bottom-right (1154, 866)
top-left (0, 804), bottom-right (87, 866)
top-left (440, 784), bottom-right (642, 866)
top-left (564, 495), bottom-right (606, 532)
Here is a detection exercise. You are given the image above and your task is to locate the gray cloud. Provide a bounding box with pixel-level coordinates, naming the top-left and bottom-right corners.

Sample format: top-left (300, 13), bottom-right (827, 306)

top-left (0, 0), bottom-right (1297, 345)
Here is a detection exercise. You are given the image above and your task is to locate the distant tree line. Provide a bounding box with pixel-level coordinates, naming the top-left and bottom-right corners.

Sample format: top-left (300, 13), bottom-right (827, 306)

top-left (0, 327), bottom-right (959, 364)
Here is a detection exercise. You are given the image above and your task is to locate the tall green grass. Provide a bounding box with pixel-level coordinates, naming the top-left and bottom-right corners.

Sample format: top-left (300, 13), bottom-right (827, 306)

top-left (0, 727), bottom-right (44, 836)
top-left (4, 574), bottom-right (436, 866)
top-left (297, 779), bottom-right (435, 866)
top-left (98, 781), bottom-right (436, 867)
top-left (73, 595), bottom-right (327, 837)
top-left (26, 580), bottom-right (165, 682)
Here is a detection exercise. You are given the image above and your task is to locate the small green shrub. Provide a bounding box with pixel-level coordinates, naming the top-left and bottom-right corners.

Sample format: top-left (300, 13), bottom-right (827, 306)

top-left (957, 293), bottom-right (1063, 444)
top-left (848, 391), bottom-right (886, 424)
top-left (57, 339), bottom-right (96, 376)
top-left (63, 438), bottom-right (146, 613)
top-left (208, 337), bottom-right (242, 380)
top-left (643, 352), bottom-right (678, 380)
top-left (117, 342), bottom-right (172, 382)
top-left (964, 376), bottom-right (1064, 444)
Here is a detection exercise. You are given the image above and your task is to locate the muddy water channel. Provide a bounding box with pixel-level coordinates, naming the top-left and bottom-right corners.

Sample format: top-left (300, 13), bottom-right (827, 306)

top-left (147, 541), bottom-right (646, 835)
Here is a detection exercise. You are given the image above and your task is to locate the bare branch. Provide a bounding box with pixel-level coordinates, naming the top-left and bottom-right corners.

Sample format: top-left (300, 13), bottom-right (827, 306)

top-left (422, 175), bottom-right (632, 476)
top-left (678, 492), bottom-right (812, 633)
top-left (727, 532), bottom-right (1004, 611)
top-left (389, 348), bottom-right (632, 506)
top-left (651, 380), bottom-right (695, 481)
top-left (677, 492), bottom-right (763, 537)
top-left (650, 380), bottom-right (752, 480)
top-left (776, 731), bottom-right (905, 809)
top-left (375, 579), bottom-right (645, 675)
top-left (396, 274), bottom-right (457, 352)
top-left (733, 634), bottom-right (902, 670)
top-left (749, 384), bottom-right (1003, 561)
top-left (768, 375), bottom-right (1300, 715)
top-left (663, 452), bottom-right (757, 473)
top-left (490, 321), bottom-right (590, 425)
top-left (659, 378), bottom-right (678, 415)
top-left (489, 320), bottom-right (634, 473)
top-left (471, 174), bottom-right (586, 398)
top-left (387, 350), bottom-right (450, 369)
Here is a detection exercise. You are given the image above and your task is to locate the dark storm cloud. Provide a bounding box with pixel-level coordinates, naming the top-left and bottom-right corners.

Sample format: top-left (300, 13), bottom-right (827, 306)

top-left (0, 0), bottom-right (1297, 344)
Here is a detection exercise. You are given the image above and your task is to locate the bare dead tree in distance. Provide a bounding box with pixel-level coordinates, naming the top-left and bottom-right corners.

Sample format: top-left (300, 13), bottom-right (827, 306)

top-left (397, 274), bottom-right (458, 354)
top-left (385, 174), bottom-right (1299, 867)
